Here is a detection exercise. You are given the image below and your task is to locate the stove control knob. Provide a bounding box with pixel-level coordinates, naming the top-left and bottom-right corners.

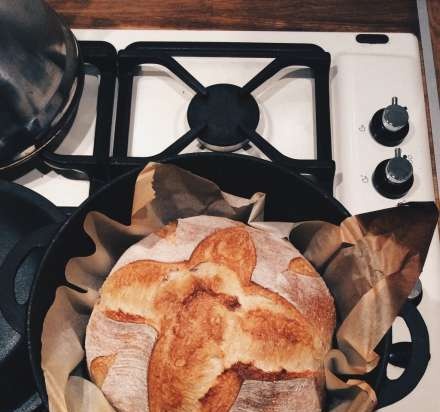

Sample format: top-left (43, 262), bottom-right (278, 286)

top-left (373, 148), bottom-right (414, 198)
top-left (370, 97), bottom-right (409, 146)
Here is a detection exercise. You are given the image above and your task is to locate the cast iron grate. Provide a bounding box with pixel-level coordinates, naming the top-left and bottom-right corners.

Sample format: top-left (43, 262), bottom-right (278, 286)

top-left (42, 40), bottom-right (335, 196)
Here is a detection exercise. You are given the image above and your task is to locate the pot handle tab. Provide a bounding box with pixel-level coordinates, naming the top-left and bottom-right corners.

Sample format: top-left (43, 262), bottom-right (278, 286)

top-left (0, 224), bottom-right (60, 335)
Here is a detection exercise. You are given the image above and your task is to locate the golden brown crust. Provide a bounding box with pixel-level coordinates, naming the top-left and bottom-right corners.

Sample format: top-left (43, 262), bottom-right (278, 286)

top-left (103, 310), bottom-right (146, 324)
top-left (231, 362), bottom-right (317, 381)
top-left (90, 354), bottom-right (116, 388)
top-left (277, 269), bottom-right (336, 353)
top-left (86, 218), bottom-right (335, 412)
top-left (189, 227), bottom-right (257, 284)
top-left (200, 370), bottom-right (242, 412)
top-left (85, 309), bottom-right (156, 411)
top-left (148, 293), bottom-right (231, 412)
top-left (288, 257), bottom-right (319, 277)
top-left (155, 220), bottom-right (177, 240)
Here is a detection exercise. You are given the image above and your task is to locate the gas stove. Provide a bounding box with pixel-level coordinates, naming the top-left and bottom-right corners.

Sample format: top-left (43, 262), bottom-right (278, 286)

top-left (2, 30), bottom-right (439, 411)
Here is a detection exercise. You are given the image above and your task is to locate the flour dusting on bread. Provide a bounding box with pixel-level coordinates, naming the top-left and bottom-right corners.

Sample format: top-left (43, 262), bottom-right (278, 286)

top-left (85, 216), bottom-right (335, 412)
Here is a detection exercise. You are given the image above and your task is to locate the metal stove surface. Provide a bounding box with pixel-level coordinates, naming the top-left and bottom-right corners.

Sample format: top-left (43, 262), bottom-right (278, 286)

top-left (12, 30), bottom-right (440, 411)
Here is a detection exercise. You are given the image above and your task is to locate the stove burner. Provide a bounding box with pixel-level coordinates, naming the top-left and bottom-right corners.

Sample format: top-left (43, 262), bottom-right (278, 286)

top-left (187, 84), bottom-right (260, 152)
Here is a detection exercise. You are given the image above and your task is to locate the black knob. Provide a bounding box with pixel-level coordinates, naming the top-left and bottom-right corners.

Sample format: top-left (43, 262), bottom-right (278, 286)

top-left (373, 148), bottom-right (414, 199)
top-left (370, 97), bottom-right (409, 146)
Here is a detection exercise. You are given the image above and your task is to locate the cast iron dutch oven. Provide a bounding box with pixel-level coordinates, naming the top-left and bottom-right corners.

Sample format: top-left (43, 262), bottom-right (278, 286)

top-left (26, 153), bottom-right (430, 410)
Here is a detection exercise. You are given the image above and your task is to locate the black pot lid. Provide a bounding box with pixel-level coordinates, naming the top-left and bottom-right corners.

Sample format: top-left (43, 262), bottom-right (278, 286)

top-left (0, 180), bottom-right (65, 411)
top-left (0, 0), bottom-right (81, 171)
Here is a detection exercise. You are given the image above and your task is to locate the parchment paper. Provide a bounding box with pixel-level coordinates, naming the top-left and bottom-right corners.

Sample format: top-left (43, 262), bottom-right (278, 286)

top-left (41, 163), bottom-right (438, 412)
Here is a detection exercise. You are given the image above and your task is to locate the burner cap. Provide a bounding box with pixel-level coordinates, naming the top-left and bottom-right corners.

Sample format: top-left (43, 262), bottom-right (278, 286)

top-left (187, 84), bottom-right (259, 152)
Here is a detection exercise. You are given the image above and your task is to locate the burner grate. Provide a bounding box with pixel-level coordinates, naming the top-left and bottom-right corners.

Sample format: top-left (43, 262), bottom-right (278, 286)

top-left (38, 41), bottom-right (118, 196)
top-left (113, 42), bottom-right (335, 193)
top-left (16, 41), bottom-right (336, 196)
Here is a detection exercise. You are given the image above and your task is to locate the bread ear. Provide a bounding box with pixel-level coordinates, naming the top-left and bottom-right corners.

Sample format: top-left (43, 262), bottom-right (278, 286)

top-left (288, 257), bottom-right (319, 277)
top-left (99, 260), bottom-right (184, 327)
top-left (90, 354), bottom-right (116, 387)
top-left (189, 227), bottom-right (256, 284)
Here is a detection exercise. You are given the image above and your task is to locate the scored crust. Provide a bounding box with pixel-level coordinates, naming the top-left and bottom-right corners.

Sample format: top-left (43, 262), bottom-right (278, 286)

top-left (85, 216), bottom-right (335, 412)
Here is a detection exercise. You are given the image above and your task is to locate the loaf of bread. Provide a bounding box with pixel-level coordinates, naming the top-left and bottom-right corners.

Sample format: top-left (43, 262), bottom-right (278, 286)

top-left (85, 216), bottom-right (335, 412)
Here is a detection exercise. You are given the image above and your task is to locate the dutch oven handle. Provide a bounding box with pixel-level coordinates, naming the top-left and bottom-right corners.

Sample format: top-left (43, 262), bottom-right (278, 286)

top-left (376, 301), bottom-right (430, 408)
top-left (0, 224), bottom-right (60, 335)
